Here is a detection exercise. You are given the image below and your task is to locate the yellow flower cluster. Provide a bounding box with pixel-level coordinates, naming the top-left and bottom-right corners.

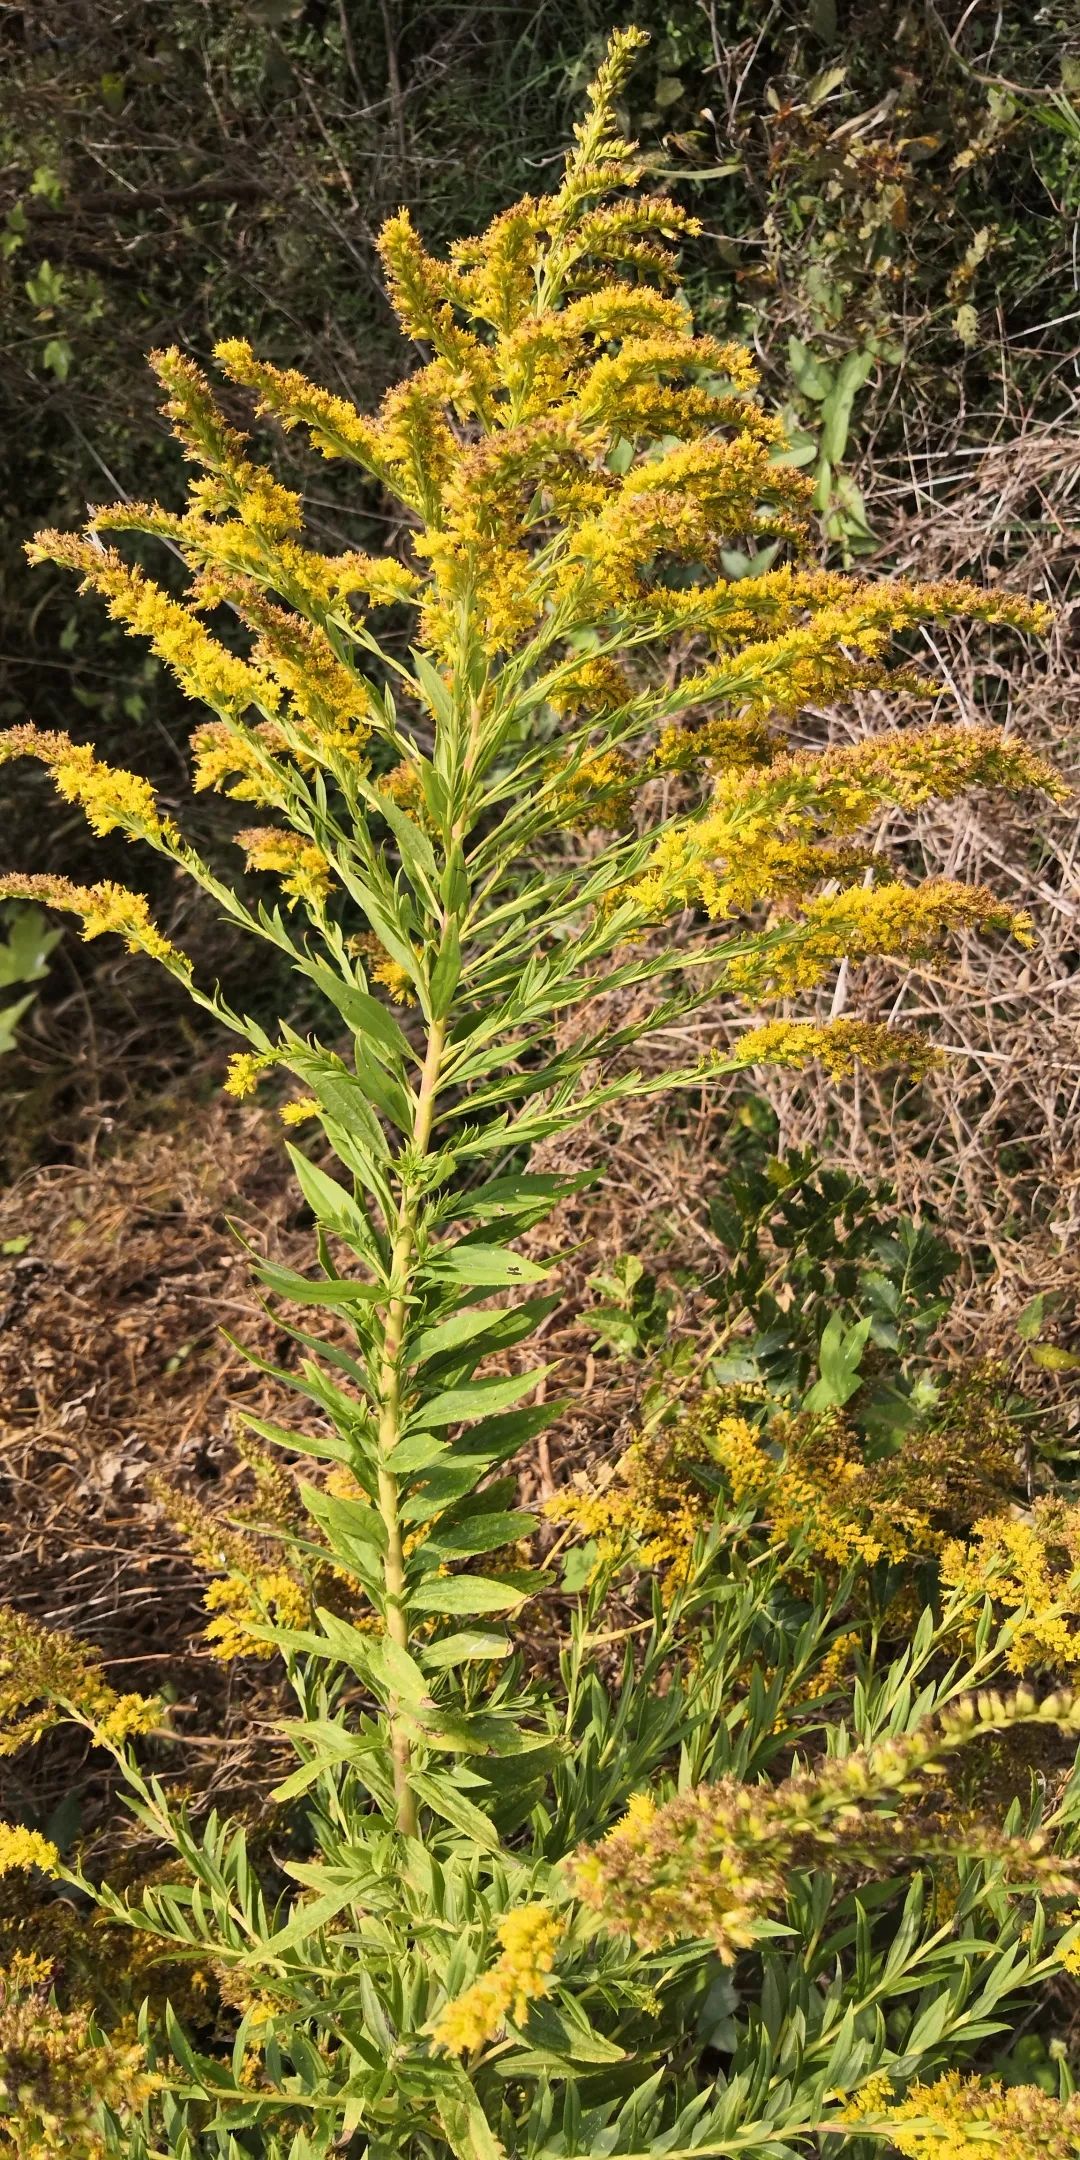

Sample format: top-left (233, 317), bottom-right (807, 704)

top-left (0, 726), bottom-right (173, 843)
top-left (9, 19), bottom-right (1056, 1061)
top-left (352, 934), bottom-right (417, 1005)
top-left (153, 1477), bottom-right (309, 1661)
top-left (546, 1429), bottom-right (717, 1598)
top-left (554, 1376), bottom-right (1016, 1599)
top-left (0, 872), bottom-right (188, 970)
top-left (728, 1016), bottom-right (946, 1081)
top-left (941, 1499), bottom-right (1080, 1674)
top-left (214, 337), bottom-right (402, 481)
top-left (26, 532), bottom-right (275, 723)
top-left (280, 1097), bottom-right (319, 1126)
top-left (0, 1955), bottom-right (159, 2160)
top-left (709, 1368), bottom-right (1018, 1570)
top-left (151, 343), bottom-right (302, 538)
top-left (189, 716), bottom-right (288, 803)
top-left (236, 825), bottom-right (334, 909)
top-left (0, 1828), bottom-right (59, 1881)
top-left (223, 1050), bottom-right (270, 1099)
top-left (212, 582), bottom-right (373, 753)
top-left (573, 1686), bottom-right (1080, 1962)
top-left (433, 1904), bottom-right (565, 2055)
top-left (725, 879), bottom-right (1029, 1001)
top-left (0, 1603), bottom-right (160, 1758)
top-left (631, 722), bottom-right (1062, 922)
top-left (202, 1569), bottom-right (309, 1662)
top-left (854, 2072), bottom-right (1080, 2158)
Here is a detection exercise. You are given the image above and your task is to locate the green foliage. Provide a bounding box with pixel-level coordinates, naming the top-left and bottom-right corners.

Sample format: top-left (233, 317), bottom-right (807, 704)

top-left (705, 1143), bottom-right (955, 1449)
top-left (0, 902), bottom-right (61, 1056)
top-left (585, 1254), bottom-right (674, 1362)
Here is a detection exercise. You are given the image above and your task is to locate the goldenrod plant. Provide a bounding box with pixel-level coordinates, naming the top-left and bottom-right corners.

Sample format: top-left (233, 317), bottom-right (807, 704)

top-left (2, 29), bottom-right (1078, 2160)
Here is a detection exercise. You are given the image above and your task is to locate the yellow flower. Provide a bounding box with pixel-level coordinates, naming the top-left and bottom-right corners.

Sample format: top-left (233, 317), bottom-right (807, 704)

top-left (433, 1904), bottom-right (565, 2055)
top-left (0, 725), bottom-right (173, 842)
top-left (202, 1569), bottom-right (309, 1662)
top-left (0, 1825), bottom-right (60, 1879)
top-left (864, 2071), bottom-right (1080, 2157)
top-left (0, 874), bottom-right (188, 971)
top-left (280, 1097), bottom-right (319, 1126)
top-left (546, 1429), bottom-right (715, 1598)
top-left (27, 532), bottom-right (277, 721)
top-left (724, 880), bottom-right (1029, 1001)
top-left (0, 1601), bottom-right (162, 1758)
top-left (223, 1051), bottom-right (269, 1100)
top-left (728, 1017), bottom-right (945, 1082)
top-left (214, 338), bottom-right (397, 481)
top-left (370, 953), bottom-right (416, 1004)
top-left (941, 1499), bottom-right (1080, 1673)
top-left (236, 825), bottom-right (334, 908)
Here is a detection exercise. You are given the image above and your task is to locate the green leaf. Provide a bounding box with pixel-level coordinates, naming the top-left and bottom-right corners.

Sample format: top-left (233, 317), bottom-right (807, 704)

top-left (303, 1484), bottom-right (386, 1554)
top-left (0, 991), bottom-right (37, 1055)
top-left (429, 1244), bottom-right (550, 1286)
top-left (449, 1171), bottom-right (594, 1224)
top-left (401, 1404), bottom-right (562, 1520)
top-left (375, 788), bottom-right (440, 901)
top-left (286, 1143), bottom-right (379, 1253)
top-left (409, 1768), bottom-right (502, 1850)
top-left (0, 904), bottom-right (61, 988)
top-left (304, 1064), bottom-right (393, 1158)
top-left (385, 1430), bottom-right (448, 1475)
top-left (252, 1259), bottom-right (383, 1308)
top-left (408, 1575), bottom-right (530, 1616)
top-left (804, 1312), bottom-right (872, 1410)
top-left (422, 1509), bottom-right (537, 1559)
top-left (421, 1629), bottom-right (512, 1668)
top-left (435, 2071), bottom-right (506, 2160)
top-left (417, 1367), bottom-right (550, 1428)
top-left (265, 1880), bottom-right (363, 1954)
top-left (412, 650), bottom-right (456, 728)
top-left (1029, 1342), bottom-right (1080, 1371)
top-left (788, 335), bottom-right (832, 401)
top-left (301, 1489), bottom-right (385, 1594)
top-left (377, 1635), bottom-right (430, 1708)
top-left (1016, 1291), bottom-right (1054, 1342)
top-left (820, 347), bottom-right (875, 466)
top-left (299, 959), bottom-right (412, 1070)
top-left (430, 920), bottom-right (462, 1018)
top-left (237, 1410), bottom-right (356, 1469)
top-left (520, 1996), bottom-right (625, 2064)
top-left (410, 1295), bottom-right (556, 1370)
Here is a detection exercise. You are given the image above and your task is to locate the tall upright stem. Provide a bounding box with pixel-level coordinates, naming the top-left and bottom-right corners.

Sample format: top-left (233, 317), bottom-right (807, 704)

top-left (374, 1011), bottom-right (447, 1838)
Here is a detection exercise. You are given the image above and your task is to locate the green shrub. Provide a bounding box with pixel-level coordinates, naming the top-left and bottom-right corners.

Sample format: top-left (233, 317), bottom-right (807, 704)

top-left (0, 30), bottom-right (1077, 2159)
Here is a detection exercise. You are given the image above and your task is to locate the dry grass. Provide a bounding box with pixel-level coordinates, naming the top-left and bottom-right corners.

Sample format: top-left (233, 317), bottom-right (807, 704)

top-left (750, 415), bottom-right (1080, 1338)
top-left (0, 1104), bottom-right (310, 1823)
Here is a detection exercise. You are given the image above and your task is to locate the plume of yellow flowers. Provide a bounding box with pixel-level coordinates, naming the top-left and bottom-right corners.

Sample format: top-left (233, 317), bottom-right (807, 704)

top-left (0, 1603), bottom-right (160, 1757)
top-left (0, 19), bottom-right (1059, 1108)
top-left (941, 1498), bottom-right (1080, 1674)
top-left (845, 2071), bottom-right (1080, 2158)
top-left (152, 1478), bottom-right (310, 1662)
top-left (0, 872), bottom-right (188, 970)
top-left (0, 1827), bottom-right (60, 1880)
top-left (551, 1376), bottom-right (1016, 1599)
top-left (0, 1953), bottom-right (159, 2160)
top-left (433, 1904), bottom-right (565, 2055)
top-left (572, 1688), bottom-right (1080, 1963)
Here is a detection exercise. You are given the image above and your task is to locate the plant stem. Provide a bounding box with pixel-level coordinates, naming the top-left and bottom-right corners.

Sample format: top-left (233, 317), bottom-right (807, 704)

top-left (375, 1011), bottom-right (447, 1838)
